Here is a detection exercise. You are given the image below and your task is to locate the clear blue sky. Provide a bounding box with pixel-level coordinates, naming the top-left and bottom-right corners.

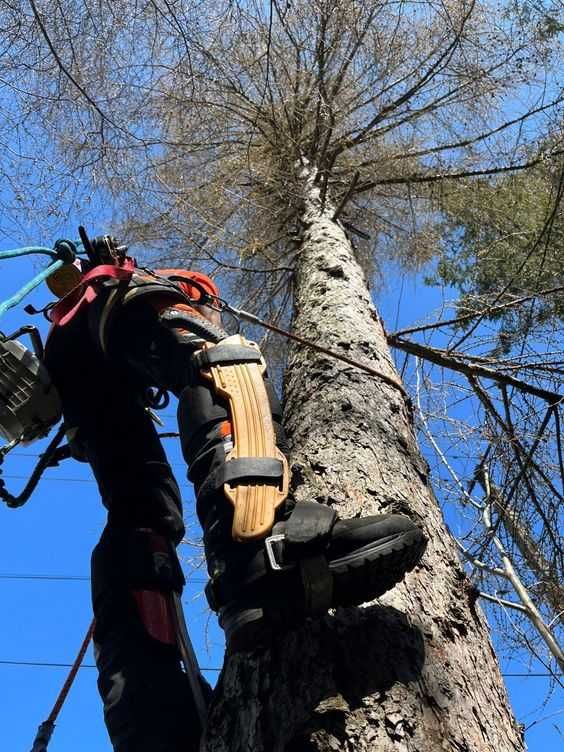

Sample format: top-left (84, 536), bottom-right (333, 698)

top-left (0, 244), bottom-right (560, 750)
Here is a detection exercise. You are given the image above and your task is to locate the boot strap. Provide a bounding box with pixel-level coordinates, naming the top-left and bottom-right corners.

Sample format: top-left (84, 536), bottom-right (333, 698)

top-left (207, 502), bottom-right (337, 616)
top-left (284, 500), bottom-right (337, 548)
top-left (272, 501), bottom-right (336, 615)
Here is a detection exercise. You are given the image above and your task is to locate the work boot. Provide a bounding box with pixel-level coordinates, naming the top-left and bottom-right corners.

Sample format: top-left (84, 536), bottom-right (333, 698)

top-left (203, 500), bottom-right (427, 652)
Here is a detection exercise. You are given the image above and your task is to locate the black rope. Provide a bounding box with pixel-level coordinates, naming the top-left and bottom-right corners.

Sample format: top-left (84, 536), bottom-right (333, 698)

top-left (0, 424), bottom-right (67, 508)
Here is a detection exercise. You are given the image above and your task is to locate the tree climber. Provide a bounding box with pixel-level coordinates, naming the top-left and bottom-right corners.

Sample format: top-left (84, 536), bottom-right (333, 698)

top-left (41, 233), bottom-right (427, 752)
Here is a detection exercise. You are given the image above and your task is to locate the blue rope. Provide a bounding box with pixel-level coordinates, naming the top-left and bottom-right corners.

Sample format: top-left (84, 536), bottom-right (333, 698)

top-left (0, 241), bottom-right (77, 321)
top-left (0, 247), bottom-right (59, 261)
top-left (0, 260), bottom-right (64, 320)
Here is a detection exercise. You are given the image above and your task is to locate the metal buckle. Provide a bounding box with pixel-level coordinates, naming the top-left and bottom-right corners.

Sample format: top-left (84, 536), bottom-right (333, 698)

top-left (264, 533), bottom-right (294, 572)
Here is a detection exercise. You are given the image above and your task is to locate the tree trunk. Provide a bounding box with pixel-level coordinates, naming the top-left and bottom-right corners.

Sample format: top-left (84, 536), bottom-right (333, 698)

top-left (204, 168), bottom-right (524, 752)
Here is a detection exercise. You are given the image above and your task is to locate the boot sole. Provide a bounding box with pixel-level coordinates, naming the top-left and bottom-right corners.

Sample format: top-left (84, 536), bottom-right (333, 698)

top-left (222, 528), bottom-right (427, 652)
top-left (330, 527), bottom-right (427, 606)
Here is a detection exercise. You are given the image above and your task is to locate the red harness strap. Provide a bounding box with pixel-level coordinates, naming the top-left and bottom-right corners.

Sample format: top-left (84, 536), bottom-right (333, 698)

top-left (49, 260), bottom-right (136, 326)
top-left (49, 261), bottom-right (220, 330)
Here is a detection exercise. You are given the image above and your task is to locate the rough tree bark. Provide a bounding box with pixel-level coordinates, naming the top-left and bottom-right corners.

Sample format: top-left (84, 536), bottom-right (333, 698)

top-left (204, 167), bottom-right (525, 752)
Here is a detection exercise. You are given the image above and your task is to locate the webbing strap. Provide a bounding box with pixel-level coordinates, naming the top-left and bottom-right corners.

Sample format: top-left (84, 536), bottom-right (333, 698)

top-left (278, 502), bottom-right (336, 614)
top-left (50, 261), bottom-right (135, 326)
top-left (300, 555), bottom-right (333, 617)
top-left (198, 458), bottom-right (284, 507)
top-left (217, 457), bottom-right (284, 487)
top-left (285, 501), bottom-right (336, 547)
top-left (193, 344), bottom-right (262, 369)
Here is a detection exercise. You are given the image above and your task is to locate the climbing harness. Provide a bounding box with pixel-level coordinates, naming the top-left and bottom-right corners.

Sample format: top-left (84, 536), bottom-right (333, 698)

top-left (0, 231), bottom-right (154, 502)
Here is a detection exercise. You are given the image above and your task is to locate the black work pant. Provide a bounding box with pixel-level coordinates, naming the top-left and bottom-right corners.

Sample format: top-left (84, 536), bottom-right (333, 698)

top-left (44, 300), bottom-right (220, 752)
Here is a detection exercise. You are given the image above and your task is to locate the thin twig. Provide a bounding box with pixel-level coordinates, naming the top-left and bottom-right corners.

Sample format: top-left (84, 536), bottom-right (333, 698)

top-left (391, 286), bottom-right (564, 338)
top-left (482, 472), bottom-right (564, 672)
top-left (479, 592), bottom-right (529, 613)
top-left (553, 406), bottom-right (564, 496)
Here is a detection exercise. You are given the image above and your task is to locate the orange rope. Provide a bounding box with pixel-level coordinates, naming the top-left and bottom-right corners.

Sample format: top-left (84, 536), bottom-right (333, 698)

top-left (46, 619), bottom-right (95, 724)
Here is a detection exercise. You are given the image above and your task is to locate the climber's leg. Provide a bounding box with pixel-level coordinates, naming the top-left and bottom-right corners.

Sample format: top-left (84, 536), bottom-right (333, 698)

top-left (44, 316), bottom-right (209, 752)
top-left (99, 292), bottom-right (427, 651)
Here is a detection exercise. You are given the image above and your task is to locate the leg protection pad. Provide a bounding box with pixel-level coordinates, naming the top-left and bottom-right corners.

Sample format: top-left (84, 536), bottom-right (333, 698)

top-left (193, 335), bottom-right (289, 541)
top-left (127, 528), bottom-right (185, 645)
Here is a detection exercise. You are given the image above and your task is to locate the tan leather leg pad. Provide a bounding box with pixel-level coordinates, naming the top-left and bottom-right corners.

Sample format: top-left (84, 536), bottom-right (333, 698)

top-left (199, 335), bottom-right (289, 541)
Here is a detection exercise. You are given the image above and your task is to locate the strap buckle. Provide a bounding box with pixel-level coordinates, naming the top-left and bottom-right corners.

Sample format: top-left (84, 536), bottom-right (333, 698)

top-left (264, 533), bottom-right (294, 572)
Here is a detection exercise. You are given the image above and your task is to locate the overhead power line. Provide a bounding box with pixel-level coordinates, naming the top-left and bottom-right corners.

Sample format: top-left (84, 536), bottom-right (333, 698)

top-left (0, 573), bottom-right (89, 581)
top-left (1, 474), bottom-right (191, 487)
top-left (0, 659), bottom-right (221, 671)
top-left (8, 451), bottom-right (186, 469)
top-left (0, 659), bottom-right (555, 678)
top-left (502, 673), bottom-right (563, 677)
top-left (0, 572), bottom-right (207, 583)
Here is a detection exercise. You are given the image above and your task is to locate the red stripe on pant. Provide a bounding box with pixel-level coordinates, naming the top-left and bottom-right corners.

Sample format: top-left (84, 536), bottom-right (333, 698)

top-left (132, 590), bottom-right (177, 645)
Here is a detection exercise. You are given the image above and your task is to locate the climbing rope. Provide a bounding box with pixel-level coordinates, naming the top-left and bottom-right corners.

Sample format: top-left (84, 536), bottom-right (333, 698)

top-left (0, 241), bottom-right (77, 321)
top-left (30, 620), bottom-right (95, 752)
top-left (138, 268), bottom-right (410, 398)
top-left (185, 283), bottom-right (409, 399)
top-left (229, 304), bottom-right (409, 398)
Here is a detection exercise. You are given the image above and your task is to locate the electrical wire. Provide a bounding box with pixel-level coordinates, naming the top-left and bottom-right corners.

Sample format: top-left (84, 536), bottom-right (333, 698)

top-left (0, 660), bottom-right (553, 677)
top-left (0, 659), bottom-right (220, 671)
top-left (0, 573), bottom-right (89, 581)
top-left (0, 572), bottom-right (207, 583)
top-left (1, 474), bottom-right (192, 488)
